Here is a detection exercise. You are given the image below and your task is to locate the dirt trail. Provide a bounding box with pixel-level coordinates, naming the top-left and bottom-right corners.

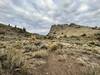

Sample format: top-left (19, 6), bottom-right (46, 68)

top-left (46, 53), bottom-right (99, 75)
top-left (47, 54), bottom-right (75, 75)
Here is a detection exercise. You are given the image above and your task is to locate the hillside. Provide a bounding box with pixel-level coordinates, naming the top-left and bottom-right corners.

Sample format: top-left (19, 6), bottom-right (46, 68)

top-left (48, 23), bottom-right (100, 38)
top-left (0, 23), bottom-right (33, 40)
top-left (0, 23), bottom-right (100, 75)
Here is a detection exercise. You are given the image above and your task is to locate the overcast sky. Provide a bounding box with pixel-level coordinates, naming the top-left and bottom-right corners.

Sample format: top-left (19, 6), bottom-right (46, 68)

top-left (0, 0), bottom-right (100, 34)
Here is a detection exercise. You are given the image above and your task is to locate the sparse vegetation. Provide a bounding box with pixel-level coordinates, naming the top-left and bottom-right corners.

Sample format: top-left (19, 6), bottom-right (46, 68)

top-left (0, 23), bottom-right (100, 75)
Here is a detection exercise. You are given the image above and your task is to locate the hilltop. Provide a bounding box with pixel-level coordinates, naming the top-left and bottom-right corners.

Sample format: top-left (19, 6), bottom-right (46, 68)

top-left (0, 23), bottom-right (46, 41)
top-left (48, 23), bottom-right (100, 38)
top-left (0, 23), bottom-right (100, 75)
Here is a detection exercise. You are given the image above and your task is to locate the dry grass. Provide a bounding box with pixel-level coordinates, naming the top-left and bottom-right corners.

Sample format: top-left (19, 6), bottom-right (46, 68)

top-left (32, 50), bottom-right (49, 58)
top-left (47, 54), bottom-right (100, 75)
top-left (1, 23), bottom-right (100, 75)
top-left (49, 42), bottom-right (63, 52)
top-left (0, 48), bottom-right (31, 75)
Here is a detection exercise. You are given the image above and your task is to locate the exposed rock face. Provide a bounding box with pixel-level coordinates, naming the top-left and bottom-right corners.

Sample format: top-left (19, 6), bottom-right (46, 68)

top-left (48, 23), bottom-right (100, 38)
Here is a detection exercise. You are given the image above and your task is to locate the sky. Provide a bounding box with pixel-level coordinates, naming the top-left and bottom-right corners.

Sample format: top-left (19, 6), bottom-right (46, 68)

top-left (0, 0), bottom-right (100, 34)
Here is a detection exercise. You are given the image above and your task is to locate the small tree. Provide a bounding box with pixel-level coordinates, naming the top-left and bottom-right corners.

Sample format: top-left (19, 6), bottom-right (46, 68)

top-left (15, 25), bottom-right (17, 28)
top-left (22, 27), bottom-right (26, 32)
top-left (8, 24), bottom-right (10, 26)
top-left (69, 23), bottom-right (76, 26)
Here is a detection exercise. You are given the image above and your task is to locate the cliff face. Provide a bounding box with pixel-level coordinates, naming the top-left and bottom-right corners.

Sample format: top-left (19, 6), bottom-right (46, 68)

top-left (48, 23), bottom-right (100, 38)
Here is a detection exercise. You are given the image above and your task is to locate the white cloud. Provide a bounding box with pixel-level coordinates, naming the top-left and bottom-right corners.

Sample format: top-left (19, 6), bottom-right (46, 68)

top-left (0, 0), bottom-right (100, 34)
top-left (0, 0), bottom-right (9, 6)
top-left (43, 0), bottom-right (57, 9)
top-left (78, 4), bottom-right (89, 12)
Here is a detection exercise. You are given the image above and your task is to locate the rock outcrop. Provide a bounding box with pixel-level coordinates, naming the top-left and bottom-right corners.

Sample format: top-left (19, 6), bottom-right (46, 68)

top-left (48, 23), bottom-right (100, 38)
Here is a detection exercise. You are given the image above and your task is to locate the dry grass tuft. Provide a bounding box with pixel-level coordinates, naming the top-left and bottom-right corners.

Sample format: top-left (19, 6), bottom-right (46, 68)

top-left (32, 50), bottom-right (49, 58)
top-left (0, 48), bottom-right (31, 75)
